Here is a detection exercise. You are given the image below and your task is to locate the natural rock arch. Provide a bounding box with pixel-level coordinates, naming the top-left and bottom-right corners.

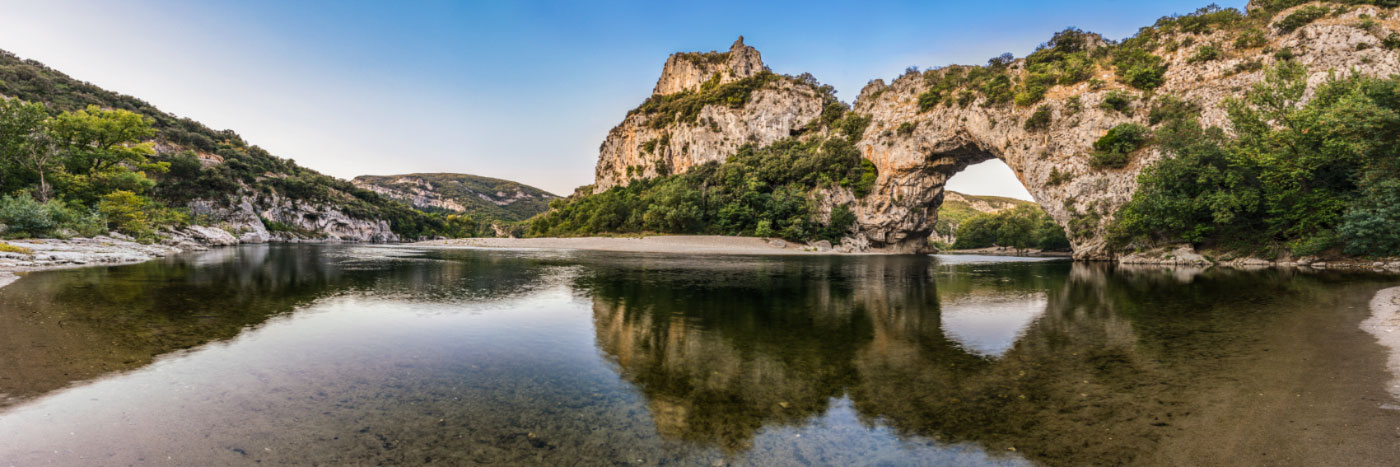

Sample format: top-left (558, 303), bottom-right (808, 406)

top-left (591, 5), bottom-right (1400, 259)
top-left (847, 71), bottom-right (1140, 260)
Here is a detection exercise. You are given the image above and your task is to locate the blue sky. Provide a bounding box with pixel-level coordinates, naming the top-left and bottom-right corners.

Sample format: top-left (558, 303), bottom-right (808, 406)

top-left (0, 0), bottom-right (1245, 198)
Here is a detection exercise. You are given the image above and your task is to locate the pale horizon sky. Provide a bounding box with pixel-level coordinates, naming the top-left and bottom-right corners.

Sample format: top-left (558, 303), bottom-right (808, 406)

top-left (0, 0), bottom-right (1245, 200)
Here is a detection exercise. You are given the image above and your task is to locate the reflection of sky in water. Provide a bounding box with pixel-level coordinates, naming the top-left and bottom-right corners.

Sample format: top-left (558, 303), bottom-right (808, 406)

top-left (2, 245), bottom-right (1394, 465)
top-left (0, 246), bottom-right (1029, 466)
top-left (939, 291), bottom-right (1049, 357)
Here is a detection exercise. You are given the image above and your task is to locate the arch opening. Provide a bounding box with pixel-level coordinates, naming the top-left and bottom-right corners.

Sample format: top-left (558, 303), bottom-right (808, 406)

top-left (926, 158), bottom-right (1072, 255)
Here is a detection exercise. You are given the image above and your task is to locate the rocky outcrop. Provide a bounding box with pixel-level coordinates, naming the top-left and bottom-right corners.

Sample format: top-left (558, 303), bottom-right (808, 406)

top-left (0, 229), bottom-right (240, 275)
top-left (652, 36), bottom-right (765, 95)
top-left (590, 4), bottom-right (1400, 259)
top-left (189, 194), bottom-right (399, 243)
top-left (593, 37), bottom-right (830, 192)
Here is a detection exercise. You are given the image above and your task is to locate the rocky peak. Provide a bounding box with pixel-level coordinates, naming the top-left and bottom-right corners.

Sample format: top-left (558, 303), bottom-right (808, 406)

top-left (594, 38), bottom-right (827, 193)
top-left (652, 36), bottom-right (766, 96)
top-left (857, 79), bottom-right (888, 103)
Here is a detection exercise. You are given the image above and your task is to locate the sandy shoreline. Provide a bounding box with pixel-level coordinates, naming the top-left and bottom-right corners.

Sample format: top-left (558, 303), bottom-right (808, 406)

top-left (410, 235), bottom-right (907, 256)
top-left (1363, 286), bottom-right (1400, 404)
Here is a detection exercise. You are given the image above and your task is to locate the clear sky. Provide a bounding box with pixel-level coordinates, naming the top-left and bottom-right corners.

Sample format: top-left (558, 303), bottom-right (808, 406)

top-left (0, 0), bottom-right (1245, 199)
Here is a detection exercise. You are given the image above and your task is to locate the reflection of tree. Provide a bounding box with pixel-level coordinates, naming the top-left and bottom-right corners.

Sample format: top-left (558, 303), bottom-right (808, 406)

top-left (0, 245), bottom-right (554, 406)
top-left (587, 257), bottom-right (1379, 465)
top-left (585, 257), bottom-right (875, 451)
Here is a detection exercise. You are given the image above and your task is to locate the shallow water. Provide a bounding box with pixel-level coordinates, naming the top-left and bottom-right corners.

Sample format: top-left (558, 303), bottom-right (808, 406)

top-left (0, 245), bottom-right (1397, 466)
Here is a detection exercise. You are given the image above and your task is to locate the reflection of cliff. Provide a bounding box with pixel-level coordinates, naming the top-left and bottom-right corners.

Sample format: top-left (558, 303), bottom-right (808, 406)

top-left (587, 257), bottom-right (878, 451)
top-left (0, 245), bottom-right (553, 406)
top-left (588, 258), bottom-right (1383, 465)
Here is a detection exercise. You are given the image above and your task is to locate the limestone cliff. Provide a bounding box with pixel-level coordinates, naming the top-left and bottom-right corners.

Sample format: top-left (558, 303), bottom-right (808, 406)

top-left (851, 3), bottom-right (1400, 258)
top-left (590, 3), bottom-right (1400, 259)
top-left (593, 37), bottom-right (831, 192)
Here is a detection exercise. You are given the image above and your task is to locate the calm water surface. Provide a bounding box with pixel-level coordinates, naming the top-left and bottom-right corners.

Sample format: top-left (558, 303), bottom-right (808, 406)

top-left (0, 245), bottom-right (1397, 466)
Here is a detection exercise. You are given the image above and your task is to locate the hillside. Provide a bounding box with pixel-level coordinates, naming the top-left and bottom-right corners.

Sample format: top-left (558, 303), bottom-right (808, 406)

top-left (352, 173), bottom-right (557, 222)
top-left (0, 49), bottom-right (442, 242)
top-left (932, 191), bottom-right (1036, 244)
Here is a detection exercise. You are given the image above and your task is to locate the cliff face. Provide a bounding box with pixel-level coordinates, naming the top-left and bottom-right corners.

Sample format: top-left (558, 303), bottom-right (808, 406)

top-left (592, 37), bottom-right (829, 192)
top-left (851, 4), bottom-right (1400, 258)
top-left (351, 173), bottom-right (558, 221)
top-left (590, 4), bottom-right (1400, 259)
top-left (188, 194), bottom-right (399, 243)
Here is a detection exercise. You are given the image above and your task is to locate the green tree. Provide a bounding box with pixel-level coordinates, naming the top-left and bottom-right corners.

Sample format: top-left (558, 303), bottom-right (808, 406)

top-left (1339, 179), bottom-right (1400, 256)
top-left (0, 99), bottom-right (58, 200)
top-left (1113, 62), bottom-right (1400, 257)
top-left (47, 105), bottom-right (167, 205)
top-left (97, 190), bottom-right (151, 238)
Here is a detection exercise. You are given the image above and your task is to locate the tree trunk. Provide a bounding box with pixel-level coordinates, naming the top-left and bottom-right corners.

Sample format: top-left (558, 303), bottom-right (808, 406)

top-left (36, 172), bottom-right (49, 203)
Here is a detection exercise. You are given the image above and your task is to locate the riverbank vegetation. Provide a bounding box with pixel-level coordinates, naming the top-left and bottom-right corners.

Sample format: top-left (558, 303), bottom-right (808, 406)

top-left (1110, 62), bottom-right (1400, 257)
top-left (947, 205), bottom-right (1070, 252)
top-left (0, 100), bottom-right (182, 240)
top-left (528, 108), bottom-right (874, 242)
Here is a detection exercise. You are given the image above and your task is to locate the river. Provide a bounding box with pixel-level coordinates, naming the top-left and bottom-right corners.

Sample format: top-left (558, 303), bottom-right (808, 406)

top-left (0, 245), bottom-right (1396, 466)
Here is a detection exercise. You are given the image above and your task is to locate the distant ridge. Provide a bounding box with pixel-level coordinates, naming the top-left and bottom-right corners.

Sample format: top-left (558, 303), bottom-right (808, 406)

top-left (352, 173), bottom-right (558, 222)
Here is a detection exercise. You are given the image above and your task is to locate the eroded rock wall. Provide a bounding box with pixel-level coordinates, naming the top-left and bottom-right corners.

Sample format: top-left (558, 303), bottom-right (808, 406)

top-left (851, 5), bottom-right (1400, 258)
top-left (593, 5), bottom-right (1400, 259)
top-left (593, 38), bottom-right (828, 192)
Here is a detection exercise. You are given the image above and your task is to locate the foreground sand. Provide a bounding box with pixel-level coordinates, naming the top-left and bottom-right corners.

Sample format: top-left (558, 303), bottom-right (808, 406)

top-left (411, 235), bottom-right (903, 255)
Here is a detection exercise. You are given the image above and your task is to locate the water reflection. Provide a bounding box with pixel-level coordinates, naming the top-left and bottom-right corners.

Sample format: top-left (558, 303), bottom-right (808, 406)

top-left (0, 244), bottom-right (562, 406)
top-left (0, 247), bottom-right (1397, 466)
top-left (584, 256), bottom-right (1400, 465)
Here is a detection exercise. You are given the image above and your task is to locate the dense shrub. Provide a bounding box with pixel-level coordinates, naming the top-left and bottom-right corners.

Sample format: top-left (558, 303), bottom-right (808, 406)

top-left (1091, 123), bottom-right (1150, 169)
top-left (0, 194), bottom-right (105, 238)
top-left (1016, 28), bottom-right (1099, 106)
top-left (1275, 5), bottom-right (1330, 34)
top-left (980, 73), bottom-right (1015, 106)
top-left (1065, 96), bottom-right (1083, 115)
top-left (1099, 90), bottom-right (1135, 115)
top-left (1112, 62), bottom-right (1400, 257)
top-left (1155, 4), bottom-right (1245, 35)
top-left (1383, 33), bottom-right (1400, 50)
top-left (1147, 96), bottom-right (1202, 126)
top-left (1339, 179), bottom-right (1400, 256)
top-left (951, 205), bottom-right (1070, 251)
top-left (1234, 28), bottom-right (1268, 49)
top-left (1113, 48), bottom-right (1168, 90)
top-left (0, 194), bottom-right (59, 237)
top-left (917, 89), bottom-right (941, 112)
top-left (1024, 105), bottom-right (1053, 131)
top-left (1188, 44), bottom-right (1223, 63)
